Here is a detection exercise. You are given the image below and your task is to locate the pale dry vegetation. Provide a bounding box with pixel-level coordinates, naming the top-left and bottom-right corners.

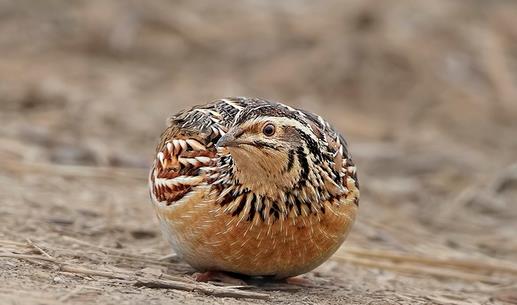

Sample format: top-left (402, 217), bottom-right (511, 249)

top-left (1, 1), bottom-right (517, 304)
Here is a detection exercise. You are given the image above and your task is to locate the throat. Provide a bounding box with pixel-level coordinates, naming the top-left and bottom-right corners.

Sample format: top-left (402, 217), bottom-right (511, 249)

top-left (229, 148), bottom-right (300, 197)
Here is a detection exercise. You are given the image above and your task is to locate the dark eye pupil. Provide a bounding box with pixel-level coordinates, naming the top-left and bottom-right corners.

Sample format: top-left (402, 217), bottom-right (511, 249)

top-left (263, 124), bottom-right (275, 136)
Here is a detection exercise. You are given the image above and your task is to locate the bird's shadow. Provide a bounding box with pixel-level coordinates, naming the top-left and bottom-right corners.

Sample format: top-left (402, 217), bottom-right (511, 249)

top-left (163, 255), bottom-right (331, 292)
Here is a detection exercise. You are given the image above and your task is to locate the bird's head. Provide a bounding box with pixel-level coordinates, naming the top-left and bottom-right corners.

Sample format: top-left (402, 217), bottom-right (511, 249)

top-left (215, 105), bottom-right (321, 196)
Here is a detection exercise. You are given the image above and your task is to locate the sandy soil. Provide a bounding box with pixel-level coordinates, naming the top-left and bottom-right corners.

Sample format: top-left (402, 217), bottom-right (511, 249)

top-left (1, 1), bottom-right (517, 304)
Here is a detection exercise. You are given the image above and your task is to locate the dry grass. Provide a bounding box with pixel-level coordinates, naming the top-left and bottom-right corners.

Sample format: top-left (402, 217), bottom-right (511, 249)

top-left (1, 1), bottom-right (517, 304)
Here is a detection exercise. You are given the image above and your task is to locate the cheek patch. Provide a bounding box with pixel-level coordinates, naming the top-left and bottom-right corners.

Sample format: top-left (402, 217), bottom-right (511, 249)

top-left (281, 126), bottom-right (302, 144)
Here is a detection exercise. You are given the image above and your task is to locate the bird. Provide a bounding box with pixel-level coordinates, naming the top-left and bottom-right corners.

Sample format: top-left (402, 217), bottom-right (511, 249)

top-left (149, 97), bottom-right (359, 282)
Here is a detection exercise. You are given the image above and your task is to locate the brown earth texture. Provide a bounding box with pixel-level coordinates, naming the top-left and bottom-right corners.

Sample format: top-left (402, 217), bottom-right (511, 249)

top-left (1, 1), bottom-right (517, 304)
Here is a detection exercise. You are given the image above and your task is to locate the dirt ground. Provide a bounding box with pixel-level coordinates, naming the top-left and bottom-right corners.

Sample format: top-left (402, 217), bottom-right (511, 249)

top-left (1, 1), bottom-right (517, 304)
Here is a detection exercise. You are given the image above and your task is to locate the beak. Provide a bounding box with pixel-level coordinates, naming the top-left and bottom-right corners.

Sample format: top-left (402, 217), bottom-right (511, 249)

top-left (216, 128), bottom-right (244, 148)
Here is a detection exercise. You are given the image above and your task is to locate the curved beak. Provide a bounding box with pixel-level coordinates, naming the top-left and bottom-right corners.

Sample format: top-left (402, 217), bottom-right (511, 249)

top-left (216, 128), bottom-right (245, 148)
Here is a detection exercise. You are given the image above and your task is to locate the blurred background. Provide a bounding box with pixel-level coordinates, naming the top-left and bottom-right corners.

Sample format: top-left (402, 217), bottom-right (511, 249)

top-left (1, 1), bottom-right (516, 304)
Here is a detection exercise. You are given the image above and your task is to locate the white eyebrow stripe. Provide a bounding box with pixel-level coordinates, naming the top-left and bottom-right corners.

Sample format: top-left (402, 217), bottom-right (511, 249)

top-left (242, 116), bottom-right (320, 144)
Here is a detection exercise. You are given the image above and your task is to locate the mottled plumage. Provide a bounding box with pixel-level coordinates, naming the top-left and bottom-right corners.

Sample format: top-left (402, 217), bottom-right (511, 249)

top-left (149, 97), bottom-right (359, 278)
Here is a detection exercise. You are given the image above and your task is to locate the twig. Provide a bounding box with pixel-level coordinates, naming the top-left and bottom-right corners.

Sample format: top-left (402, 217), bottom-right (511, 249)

top-left (134, 278), bottom-right (269, 299)
top-left (0, 253), bottom-right (58, 263)
top-left (62, 265), bottom-right (269, 299)
top-left (26, 238), bottom-right (54, 259)
top-left (344, 248), bottom-right (517, 276)
top-left (0, 240), bottom-right (30, 248)
top-left (2, 252), bottom-right (269, 300)
top-left (60, 265), bottom-right (132, 280)
top-left (334, 255), bottom-right (500, 283)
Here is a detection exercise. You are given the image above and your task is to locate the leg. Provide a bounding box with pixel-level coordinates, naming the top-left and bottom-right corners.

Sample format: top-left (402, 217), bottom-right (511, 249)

top-left (284, 276), bottom-right (313, 286)
top-left (193, 271), bottom-right (247, 285)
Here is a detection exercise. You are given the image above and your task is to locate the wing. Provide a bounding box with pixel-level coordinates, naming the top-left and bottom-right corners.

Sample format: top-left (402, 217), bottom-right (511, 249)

top-left (149, 98), bottom-right (247, 206)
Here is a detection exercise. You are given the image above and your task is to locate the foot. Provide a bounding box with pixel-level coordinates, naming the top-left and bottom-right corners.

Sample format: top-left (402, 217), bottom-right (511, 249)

top-left (285, 276), bottom-right (313, 286)
top-left (193, 271), bottom-right (247, 285)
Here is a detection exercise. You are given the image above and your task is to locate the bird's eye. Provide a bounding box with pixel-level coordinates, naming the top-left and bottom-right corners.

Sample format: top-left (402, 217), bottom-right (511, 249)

top-left (262, 123), bottom-right (276, 136)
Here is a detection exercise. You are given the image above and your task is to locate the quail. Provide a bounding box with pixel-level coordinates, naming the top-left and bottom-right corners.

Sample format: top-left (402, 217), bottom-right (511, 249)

top-left (149, 97), bottom-right (359, 280)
